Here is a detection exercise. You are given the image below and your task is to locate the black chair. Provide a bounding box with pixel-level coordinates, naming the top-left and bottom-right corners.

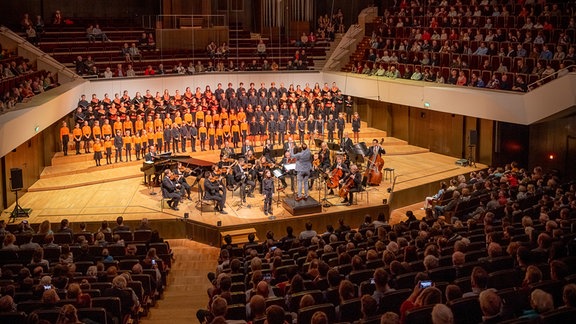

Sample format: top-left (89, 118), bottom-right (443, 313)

top-left (43, 246), bottom-right (62, 263)
top-left (529, 280), bottom-right (564, 308)
top-left (348, 269), bottom-right (374, 285)
top-left (488, 269), bottom-right (522, 290)
top-left (338, 298), bottom-right (361, 323)
top-left (265, 296), bottom-right (286, 310)
top-left (288, 290), bottom-right (323, 313)
top-left (448, 296), bottom-right (483, 324)
top-left (115, 231), bottom-right (133, 242)
top-left (0, 312), bottom-right (27, 324)
top-left (497, 287), bottom-right (530, 317)
top-left (482, 255), bottom-right (514, 272)
top-left (78, 307), bottom-right (108, 324)
top-left (226, 304), bottom-right (247, 321)
top-left (118, 259), bottom-right (140, 271)
top-left (540, 307), bottom-right (576, 324)
top-left (74, 261), bottom-right (95, 275)
top-left (395, 272), bottom-right (418, 289)
top-left (16, 300), bottom-right (43, 314)
top-left (92, 297), bottom-right (124, 324)
top-left (33, 309), bottom-right (61, 322)
top-left (428, 266), bottom-right (456, 283)
top-left (133, 230), bottom-right (152, 242)
top-left (404, 304), bottom-right (435, 324)
top-left (379, 289), bottom-right (412, 314)
top-left (53, 232), bottom-right (73, 244)
top-left (297, 303), bottom-right (335, 324)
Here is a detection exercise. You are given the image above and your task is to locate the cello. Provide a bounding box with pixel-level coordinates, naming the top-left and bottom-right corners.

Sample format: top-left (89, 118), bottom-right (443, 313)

top-left (364, 138), bottom-right (385, 186)
top-left (339, 173), bottom-right (355, 198)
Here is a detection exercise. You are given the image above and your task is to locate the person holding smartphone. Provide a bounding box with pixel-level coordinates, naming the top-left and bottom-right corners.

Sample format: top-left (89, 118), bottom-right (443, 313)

top-left (399, 280), bottom-right (443, 323)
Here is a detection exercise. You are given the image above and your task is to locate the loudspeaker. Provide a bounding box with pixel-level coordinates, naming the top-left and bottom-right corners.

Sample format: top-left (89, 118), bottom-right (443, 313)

top-left (183, 212), bottom-right (189, 219)
top-left (10, 168), bottom-right (23, 190)
top-left (469, 130), bottom-right (478, 146)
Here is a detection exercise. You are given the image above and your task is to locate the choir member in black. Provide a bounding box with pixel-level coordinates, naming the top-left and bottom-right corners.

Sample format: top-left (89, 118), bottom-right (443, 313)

top-left (297, 116), bottom-right (306, 144)
top-left (267, 115), bottom-right (277, 145)
top-left (171, 123), bottom-right (181, 153)
top-left (340, 164), bottom-right (362, 206)
top-left (180, 123), bottom-right (189, 153)
top-left (249, 117), bottom-right (259, 143)
top-left (288, 115), bottom-right (297, 140)
top-left (344, 95), bottom-right (353, 123)
top-left (114, 130), bottom-right (124, 163)
top-left (161, 169), bottom-right (182, 211)
top-left (258, 117), bottom-right (267, 146)
top-left (278, 151), bottom-right (294, 191)
top-left (306, 115), bottom-right (315, 142)
top-left (352, 112), bottom-right (361, 143)
top-left (262, 169), bottom-right (274, 216)
top-left (233, 157), bottom-right (255, 203)
top-left (336, 113), bottom-right (346, 142)
top-left (189, 122), bottom-right (198, 152)
top-left (241, 139), bottom-right (254, 157)
top-left (173, 162), bottom-right (192, 200)
top-left (203, 171), bottom-right (228, 214)
top-left (334, 90), bottom-right (344, 114)
top-left (220, 141), bottom-right (235, 159)
top-left (277, 115), bottom-right (287, 145)
top-left (163, 126), bottom-right (172, 153)
top-left (327, 114), bottom-right (336, 143)
top-left (134, 133), bottom-right (142, 161)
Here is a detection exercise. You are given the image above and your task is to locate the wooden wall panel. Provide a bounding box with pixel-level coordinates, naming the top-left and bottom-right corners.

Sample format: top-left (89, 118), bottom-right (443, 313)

top-left (408, 108), bottom-right (464, 158)
top-left (390, 104), bottom-right (409, 140)
top-left (478, 119), bottom-right (494, 165)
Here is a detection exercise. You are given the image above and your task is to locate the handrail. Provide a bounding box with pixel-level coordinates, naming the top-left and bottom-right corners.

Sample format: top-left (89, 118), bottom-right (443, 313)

top-left (141, 14), bottom-right (227, 30)
top-left (527, 64), bottom-right (576, 91)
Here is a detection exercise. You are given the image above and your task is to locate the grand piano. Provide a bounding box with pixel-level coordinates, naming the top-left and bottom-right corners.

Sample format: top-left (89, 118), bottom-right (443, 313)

top-left (141, 152), bottom-right (214, 186)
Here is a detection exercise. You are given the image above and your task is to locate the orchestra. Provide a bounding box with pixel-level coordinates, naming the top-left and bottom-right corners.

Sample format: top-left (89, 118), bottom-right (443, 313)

top-left (64, 83), bottom-right (385, 217)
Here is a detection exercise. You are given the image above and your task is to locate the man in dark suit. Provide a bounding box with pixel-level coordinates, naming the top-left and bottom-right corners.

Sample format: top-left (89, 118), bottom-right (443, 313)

top-left (233, 157), bottom-right (255, 203)
top-left (340, 164), bottom-right (362, 206)
top-left (241, 139), bottom-right (254, 156)
top-left (203, 174), bottom-right (228, 214)
top-left (220, 141), bottom-right (235, 158)
top-left (340, 132), bottom-right (353, 153)
top-left (284, 137), bottom-right (298, 156)
top-left (293, 143), bottom-right (312, 201)
top-left (161, 169), bottom-right (181, 210)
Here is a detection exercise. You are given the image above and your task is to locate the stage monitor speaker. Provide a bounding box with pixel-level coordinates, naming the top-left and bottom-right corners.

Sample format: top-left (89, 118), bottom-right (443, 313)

top-left (10, 168), bottom-right (23, 191)
top-left (469, 130), bottom-right (478, 146)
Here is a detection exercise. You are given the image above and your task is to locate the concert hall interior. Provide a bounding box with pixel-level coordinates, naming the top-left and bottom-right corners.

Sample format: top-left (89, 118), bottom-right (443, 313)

top-left (1, 1), bottom-right (576, 323)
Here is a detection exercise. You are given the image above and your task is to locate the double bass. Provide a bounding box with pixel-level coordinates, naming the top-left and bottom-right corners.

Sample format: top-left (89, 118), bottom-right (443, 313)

top-left (364, 138), bottom-right (385, 186)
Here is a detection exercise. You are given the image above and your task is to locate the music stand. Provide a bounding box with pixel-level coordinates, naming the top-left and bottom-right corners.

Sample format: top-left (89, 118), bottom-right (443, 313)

top-left (272, 168), bottom-right (287, 219)
top-left (348, 142), bottom-right (368, 164)
top-left (9, 189), bottom-right (30, 222)
top-left (327, 142), bottom-right (341, 151)
top-left (314, 138), bottom-right (323, 148)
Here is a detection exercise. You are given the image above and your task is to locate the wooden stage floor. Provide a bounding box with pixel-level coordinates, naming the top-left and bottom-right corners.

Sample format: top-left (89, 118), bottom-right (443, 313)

top-left (2, 126), bottom-right (486, 245)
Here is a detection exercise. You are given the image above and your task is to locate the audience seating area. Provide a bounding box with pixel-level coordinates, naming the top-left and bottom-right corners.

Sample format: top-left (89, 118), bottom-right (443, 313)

top-left (30, 19), bottom-right (332, 77)
top-left (203, 163), bottom-right (576, 323)
top-left (344, 1), bottom-right (575, 91)
top-left (0, 220), bottom-right (171, 324)
top-left (0, 54), bottom-right (59, 115)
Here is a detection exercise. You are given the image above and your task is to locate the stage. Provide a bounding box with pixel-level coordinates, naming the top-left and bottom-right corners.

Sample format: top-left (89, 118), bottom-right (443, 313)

top-left (2, 125), bottom-right (486, 246)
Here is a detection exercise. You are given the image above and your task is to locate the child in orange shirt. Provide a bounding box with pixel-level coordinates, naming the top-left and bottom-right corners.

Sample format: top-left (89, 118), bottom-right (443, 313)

top-left (93, 139), bottom-right (103, 166)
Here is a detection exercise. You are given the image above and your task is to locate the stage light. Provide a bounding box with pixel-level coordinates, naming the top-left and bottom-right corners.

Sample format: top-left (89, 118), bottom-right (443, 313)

top-left (424, 101), bottom-right (430, 108)
top-left (34, 125), bottom-right (40, 132)
top-left (549, 154), bottom-right (555, 160)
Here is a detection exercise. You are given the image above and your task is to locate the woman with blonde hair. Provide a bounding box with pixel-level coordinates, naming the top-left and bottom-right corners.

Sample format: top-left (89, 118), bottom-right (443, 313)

top-left (37, 220), bottom-right (53, 236)
top-left (56, 304), bottom-right (82, 324)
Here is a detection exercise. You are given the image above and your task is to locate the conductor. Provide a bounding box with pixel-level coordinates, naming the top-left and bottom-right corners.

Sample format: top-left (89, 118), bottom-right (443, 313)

top-left (293, 143), bottom-right (312, 201)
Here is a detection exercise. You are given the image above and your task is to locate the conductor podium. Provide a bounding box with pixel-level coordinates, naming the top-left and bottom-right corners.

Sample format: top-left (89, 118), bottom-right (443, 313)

top-left (282, 196), bottom-right (322, 216)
